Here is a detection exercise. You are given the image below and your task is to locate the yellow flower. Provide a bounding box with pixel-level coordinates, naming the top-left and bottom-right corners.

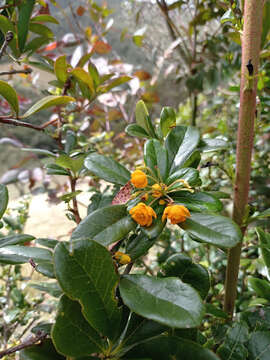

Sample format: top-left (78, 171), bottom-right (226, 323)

top-left (129, 202), bottom-right (157, 227)
top-left (162, 204), bottom-right (190, 224)
top-left (131, 170), bottom-right (148, 188)
top-left (159, 199), bottom-right (166, 205)
top-left (114, 251), bottom-right (131, 265)
top-left (141, 193), bottom-right (149, 201)
top-left (151, 183), bottom-right (167, 198)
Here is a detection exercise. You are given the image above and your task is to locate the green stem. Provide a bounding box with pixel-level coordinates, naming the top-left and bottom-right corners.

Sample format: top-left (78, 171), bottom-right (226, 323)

top-left (224, 0), bottom-right (264, 318)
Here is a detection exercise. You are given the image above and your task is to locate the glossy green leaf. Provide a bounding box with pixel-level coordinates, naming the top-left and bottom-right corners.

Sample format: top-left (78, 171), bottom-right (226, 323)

top-left (135, 100), bottom-right (157, 138)
top-left (71, 205), bottom-right (135, 246)
top-left (0, 184), bottom-right (8, 219)
top-left (182, 150), bottom-right (201, 168)
top-left (120, 274), bottom-right (204, 328)
top-left (199, 138), bottom-right (228, 152)
top-left (55, 154), bottom-right (85, 175)
top-left (84, 153), bottom-right (130, 185)
top-left (36, 262), bottom-right (55, 278)
top-left (28, 23), bottom-right (54, 39)
top-left (52, 295), bottom-right (103, 357)
top-left (125, 124), bottom-right (151, 139)
top-left (240, 307), bottom-right (270, 331)
top-left (162, 254), bottom-right (210, 299)
top-left (249, 277), bottom-right (270, 301)
top-left (248, 331), bottom-right (270, 360)
top-left (88, 62), bottom-right (100, 88)
top-left (17, 0), bottom-right (35, 52)
top-left (54, 240), bottom-right (121, 339)
top-left (21, 148), bottom-right (57, 157)
top-left (144, 139), bottom-right (169, 181)
top-left (24, 36), bottom-right (49, 54)
top-left (125, 335), bottom-right (219, 359)
top-left (172, 191), bottom-right (223, 213)
top-left (160, 107), bottom-right (176, 137)
top-left (0, 234), bottom-right (35, 248)
top-left (256, 228), bottom-right (270, 272)
top-left (120, 313), bottom-right (167, 355)
top-left (45, 164), bottom-right (71, 176)
top-left (30, 15), bottom-right (59, 24)
top-left (29, 281), bottom-right (62, 297)
top-left (0, 80), bottom-right (19, 115)
top-left (97, 75), bottom-right (132, 92)
top-left (35, 238), bottom-right (58, 249)
top-left (0, 245), bottom-right (52, 264)
top-left (217, 323), bottom-right (249, 360)
top-left (20, 339), bottom-right (65, 360)
top-left (0, 15), bottom-right (19, 56)
top-left (71, 68), bottom-right (95, 94)
top-left (166, 167), bottom-right (201, 187)
top-left (165, 126), bottom-right (200, 174)
top-left (54, 55), bottom-right (69, 83)
top-left (22, 96), bottom-right (75, 118)
top-left (181, 213), bottom-right (242, 248)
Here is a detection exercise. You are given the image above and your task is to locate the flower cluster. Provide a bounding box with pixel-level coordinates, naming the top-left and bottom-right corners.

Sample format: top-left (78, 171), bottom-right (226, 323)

top-left (128, 168), bottom-right (191, 227)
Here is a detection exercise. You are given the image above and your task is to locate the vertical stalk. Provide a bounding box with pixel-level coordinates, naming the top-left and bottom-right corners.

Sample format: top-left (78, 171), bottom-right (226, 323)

top-left (224, 0), bottom-right (264, 317)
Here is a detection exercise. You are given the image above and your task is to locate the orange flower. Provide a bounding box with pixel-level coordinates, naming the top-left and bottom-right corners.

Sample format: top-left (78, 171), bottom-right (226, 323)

top-left (162, 204), bottom-right (190, 224)
top-left (131, 170), bottom-right (148, 188)
top-left (129, 202), bottom-right (157, 227)
top-left (114, 251), bottom-right (131, 265)
top-left (152, 183), bottom-right (168, 198)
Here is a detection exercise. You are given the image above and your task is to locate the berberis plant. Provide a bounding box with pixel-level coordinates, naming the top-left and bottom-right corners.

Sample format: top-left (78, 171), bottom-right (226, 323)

top-left (0, 100), bottom-right (242, 359)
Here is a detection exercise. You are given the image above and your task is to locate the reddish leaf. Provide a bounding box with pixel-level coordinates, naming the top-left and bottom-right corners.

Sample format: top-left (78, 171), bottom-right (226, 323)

top-left (93, 40), bottom-right (112, 54)
top-left (112, 181), bottom-right (132, 205)
top-left (77, 5), bottom-right (86, 16)
top-left (133, 70), bottom-right (151, 81)
top-left (42, 41), bottom-right (58, 51)
top-left (141, 92), bottom-right (160, 103)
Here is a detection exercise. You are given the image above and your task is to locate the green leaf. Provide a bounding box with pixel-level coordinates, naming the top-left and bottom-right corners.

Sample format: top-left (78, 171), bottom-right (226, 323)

top-left (248, 277), bottom-right (270, 301)
top-left (36, 262), bottom-right (55, 278)
top-left (135, 100), bottom-right (157, 138)
top-left (0, 80), bottom-right (19, 115)
top-left (28, 23), bottom-right (54, 39)
top-left (162, 254), bottom-right (210, 299)
top-left (0, 234), bottom-right (35, 248)
top-left (84, 153), bottom-right (130, 185)
top-left (0, 184), bottom-right (8, 219)
top-left (172, 191), bottom-right (223, 213)
top-left (17, 0), bottom-right (35, 52)
top-left (71, 205), bottom-right (136, 246)
top-left (125, 336), bottom-right (219, 359)
top-left (220, 9), bottom-right (235, 24)
top-left (20, 339), bottom-right (65, 360)
top-left (97, 75), bottom-right (132, 93)
top-left (166, 167), bottom-right (201, 187)
top-left (198, 138), bottom-right (228, 152)
top-left (36, 238), bottom-right (58, 249)
top-left (160, 107), bottom-right (176, 137)
top-left (256, 228), bottom-right (270, 272)
top-left (120, 274), bottom-right (204, 328)
top-left (217, 323), bottom-right (249, 360)
top-left (22, 96), bottom-right (75, 118)
top-left (144, 139), bottom-right (169, 181)
top-left (54, 55), bottom-right (69, 83)
top-left (55, 154), bottom-right (85, 175)
top-left (21, 148), bottom-right (57, 157)
top-left (165, 126), bottom-right (200, 174)
top-left (29, 281), bottom-right (62, 297)
top-left (54, 240), bottom-right (122, 339)
top-left (125, 124), bottom-right (151, 139)
top-left (181, 213), bottom-right (242, 248)
top-left (240, 307), bottom-right (270, 331)
top-left (88, 62), bottom-right (100, 88)
top-left (45, 164), bottom-right (71, 176)
top-left (182, 150), bottom-right (201, 168)
top-left (71, 68), bottom-right (95, 94)
top-left (51, 295), bottom-right (103, 357)
top-left (0, 15), bottom-right (19, 56)
top-left (120, 313), bottom-right (167, 355)
top-left (64, 130), bottom-right (77, 154)
top-left (0, 245), bottom-right (52, 264)
top-left (30, 15), bottom-right (59, 24)
top-left (24, 36), bottom-right (49, 54)
top-left (248, 331), bottom-right (270, 360)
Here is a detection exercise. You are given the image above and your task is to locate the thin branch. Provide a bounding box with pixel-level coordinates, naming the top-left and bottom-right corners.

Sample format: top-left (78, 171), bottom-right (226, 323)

top-left (0, 31), bottom-right (14, 60)
top-left (0, 331), bottom-right (47, 359)
top-left (0, 68), bottom-right (32, 76)
top-left (70, 177), bottom-right (81, 224)
top-left (0, 117), bottom-right (44, 131)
